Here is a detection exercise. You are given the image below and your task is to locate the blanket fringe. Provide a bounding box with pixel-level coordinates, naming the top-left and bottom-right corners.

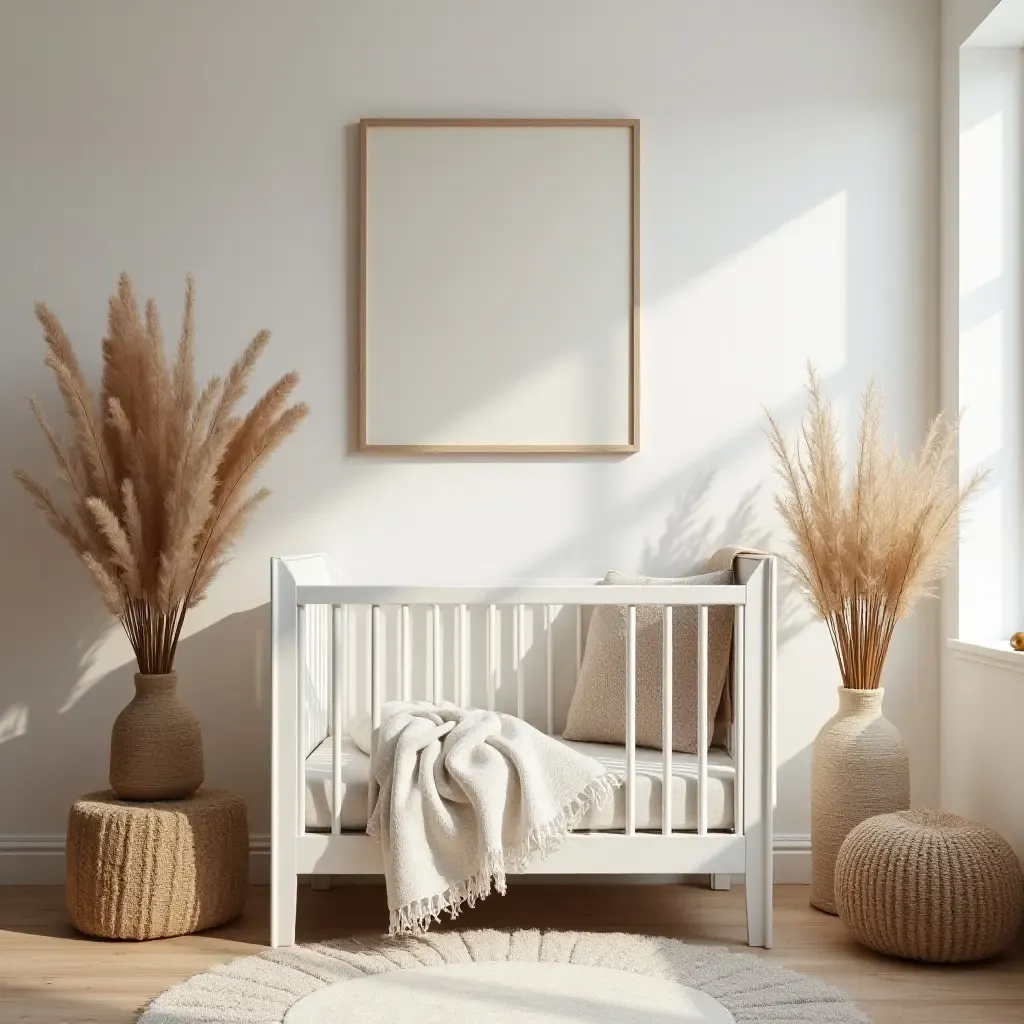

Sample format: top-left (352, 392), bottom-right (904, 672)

top-left (387, 771), bottom-right (622, 936)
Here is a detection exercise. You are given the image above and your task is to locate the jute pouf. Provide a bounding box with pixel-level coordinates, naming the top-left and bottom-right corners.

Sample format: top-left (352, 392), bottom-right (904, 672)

top-left (835, 809), bottom-right (1024, 963)
top-left (67, 788), bottom-right (247, 940)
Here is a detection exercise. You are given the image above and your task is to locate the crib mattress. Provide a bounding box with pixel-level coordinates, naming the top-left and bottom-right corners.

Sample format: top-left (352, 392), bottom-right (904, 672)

top-left (304, 735), bottom-right (736, 833)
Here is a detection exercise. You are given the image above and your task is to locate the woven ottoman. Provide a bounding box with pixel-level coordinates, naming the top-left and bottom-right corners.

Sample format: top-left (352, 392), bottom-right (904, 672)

top-left (835, 809), bottom-right (1024, 962)
top-left (67, 788), bottom-right (247, 940)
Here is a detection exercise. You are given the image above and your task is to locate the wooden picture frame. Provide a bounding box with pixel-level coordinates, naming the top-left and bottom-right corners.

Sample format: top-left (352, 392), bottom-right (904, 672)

top-left (358, 117), bottom-right (640, 455)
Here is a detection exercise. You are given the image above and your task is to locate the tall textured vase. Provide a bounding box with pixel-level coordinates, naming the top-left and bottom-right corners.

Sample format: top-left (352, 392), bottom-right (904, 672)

top-left (810, 687), bottom-right (909, 914)
top-left (109, 673), bottom-right (204, 800)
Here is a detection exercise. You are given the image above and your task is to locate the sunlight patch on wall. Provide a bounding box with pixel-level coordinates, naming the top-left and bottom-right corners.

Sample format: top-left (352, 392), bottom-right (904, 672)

top-left (956, 50), bottom-right (1023, 637)
top-left (959, 112), bottom-right (1003, 296)
top-left (959, 483), bottom-right (1004, 642)
top-left (645, 191), bottom-right (848, 449)
top-left (958, 311), bottom-right (1003, 470)
top-left (409, 324), bottom-right (631, 449)
top-left (59, 627), bottom-right (131, 713)
top-left (0, 702), bottom-right (29, 744)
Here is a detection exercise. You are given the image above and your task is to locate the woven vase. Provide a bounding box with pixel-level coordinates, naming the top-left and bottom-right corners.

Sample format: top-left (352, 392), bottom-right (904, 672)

top-left (109, 672), bottom-right (204, 801)
top-left (810, 686), bottom-right (909, 914)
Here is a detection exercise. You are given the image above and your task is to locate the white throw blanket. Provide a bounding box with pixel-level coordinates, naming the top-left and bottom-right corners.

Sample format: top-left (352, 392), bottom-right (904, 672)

top-left (366, 701), bottom-right (620, 935)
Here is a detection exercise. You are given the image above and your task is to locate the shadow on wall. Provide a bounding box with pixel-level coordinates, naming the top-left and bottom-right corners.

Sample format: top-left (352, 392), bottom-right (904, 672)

top-left (0, 528), bottom-right (116, 832)
top-left (639, 469), bottom-right (811, 648)
top-left (0, 123), bottom-right (867, 845)
top-left (0, 445), bottom-right (816, 838)
top-left (96, 606), bottom-right (274, 816)
top-left (0, 584), bottom-right (272, 837)
top-left (0, 331), bottom-right (823, 840)
top-left (0, 0), bottom-right (941, 845)
top-left (637, 466), bottom-right (825, 831)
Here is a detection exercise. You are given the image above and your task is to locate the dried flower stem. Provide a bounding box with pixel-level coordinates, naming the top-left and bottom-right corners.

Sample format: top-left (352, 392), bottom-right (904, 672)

top-left (15, 275), bottom-right (309, 674)
top-left (766, 365), bottom-right (986, 690)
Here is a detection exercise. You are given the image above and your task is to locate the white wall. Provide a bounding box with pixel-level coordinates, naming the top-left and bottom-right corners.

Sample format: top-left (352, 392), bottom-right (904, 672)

top-left (956, 47), bottom-right (1024, 642)
top-left (0, 0), bottom-right (940, 880)
top-left (943, 0), bottom-right (1003, 48)
top-left (943, 649), bottom-right (1024, 861)
top-left (938, 1), bottom-right (1024, 860)
top-left (938, 0), bottom-right (1002, 699)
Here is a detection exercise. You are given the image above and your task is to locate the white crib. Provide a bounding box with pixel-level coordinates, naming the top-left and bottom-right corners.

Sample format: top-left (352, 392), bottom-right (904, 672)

top-left (270, 553), bottom-right (777, 948)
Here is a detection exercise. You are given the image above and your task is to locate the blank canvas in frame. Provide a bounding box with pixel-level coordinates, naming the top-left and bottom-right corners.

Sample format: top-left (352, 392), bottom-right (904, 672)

top-left (359, 118), bottom-right (639, 454)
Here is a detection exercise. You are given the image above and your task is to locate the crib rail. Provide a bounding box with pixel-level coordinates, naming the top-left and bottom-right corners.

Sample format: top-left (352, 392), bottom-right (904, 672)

top-left (293, 579), bottom-right (747, 837)
top-left (294, 583), bottom-right (747, 606)
top-left (271, 557), bottom-right (776, 949)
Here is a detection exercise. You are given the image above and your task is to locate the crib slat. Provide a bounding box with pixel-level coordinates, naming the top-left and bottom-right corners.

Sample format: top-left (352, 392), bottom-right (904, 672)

top-left (432, 604), bottom-right (442, 704)
top-left (662, 605), bottom-right (673, 836)
top-left (457, 604), bottom-right (467, 707)
top-left (626, 604), bottom-right (637, 836)
top-left (545, 605), bottom-right (554, 735)
top-left (401, 605), bottom-right (411, 702)
top-left (344, 607), bottom-right (353, 727)
top-left (697, 604), bottom-right (709, 836)
top-left (423, 606), bottom-right (431, 700)
top-left (371, 605), bottom-right (383, 727)
top-left (454, 603), bottom-right (461, 704)
top-left (486, 604), bottom-right (496, 712)
top-left (311, 610), bottom-right (319, 752)
top-left (463, 604), bottom-right (470, 707)
top-left (331, 606), bottom-right (345, 835)
top-left (733, 604), bottom-right (745, 835)
top-left (317, 608), bottom-right (325, 741)
top-left (297, 604), bottom-right (307, 835)
top-left (310, 609), bottom-right (318, 753)
top-left (367, 604), bottom-right (383, 822)
top-left (516, 604), bottom-right (525, 721)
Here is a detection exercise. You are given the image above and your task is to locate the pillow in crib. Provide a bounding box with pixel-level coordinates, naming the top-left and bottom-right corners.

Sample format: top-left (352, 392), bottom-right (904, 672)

top-left (349, 713), bottom-right (372, 756)
top-left (562, 570), bottom-right (734, 754)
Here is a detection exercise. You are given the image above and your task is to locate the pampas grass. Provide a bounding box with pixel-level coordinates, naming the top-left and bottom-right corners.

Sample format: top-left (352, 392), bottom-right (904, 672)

top-left (15, 274), bottom-right (308, 674)
top-left (766, 366), bottom-right (985, 690)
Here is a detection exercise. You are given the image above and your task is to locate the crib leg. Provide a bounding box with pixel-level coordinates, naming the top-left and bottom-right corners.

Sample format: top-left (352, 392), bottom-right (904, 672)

top-left (745, 875), bottom-right (766, 947)
top-left (710, 873), bottom-right (732, 891)
top-left (744, 829), bottom-right (772, 948)
top-left (310, 875), bottom-right (332, 891)
top-left (271, 867), bottom-right (297, 947)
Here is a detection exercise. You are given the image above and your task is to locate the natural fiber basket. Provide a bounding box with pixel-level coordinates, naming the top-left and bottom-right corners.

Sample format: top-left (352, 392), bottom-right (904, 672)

top-left (67, 788), bottom-right (247, 940)
top-left (835, 809), bottom-right (1024, 962)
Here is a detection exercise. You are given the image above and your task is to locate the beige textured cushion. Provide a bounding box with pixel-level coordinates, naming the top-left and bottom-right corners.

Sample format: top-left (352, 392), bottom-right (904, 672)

top-left (706, 546), bottom-right (768, 738)
top-left (562, 570), bottom-right (733, 754)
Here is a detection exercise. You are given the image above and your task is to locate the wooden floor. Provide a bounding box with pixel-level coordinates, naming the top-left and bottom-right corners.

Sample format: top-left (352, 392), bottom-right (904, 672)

top-left (1, 883), bottom-right (1021, 1023)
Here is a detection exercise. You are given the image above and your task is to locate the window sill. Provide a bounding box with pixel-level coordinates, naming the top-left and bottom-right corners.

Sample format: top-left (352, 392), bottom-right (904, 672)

top-left (947, 638), bottom-right (1024, 675)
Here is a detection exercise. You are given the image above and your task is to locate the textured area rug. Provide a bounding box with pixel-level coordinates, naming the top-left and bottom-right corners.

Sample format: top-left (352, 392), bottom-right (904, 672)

top-left (138, 929), bottom-right (869, 1023)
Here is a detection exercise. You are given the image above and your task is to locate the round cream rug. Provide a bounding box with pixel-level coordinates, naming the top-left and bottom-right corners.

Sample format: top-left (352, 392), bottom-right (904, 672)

top-left (138, 929), bottom-right (868, 1023)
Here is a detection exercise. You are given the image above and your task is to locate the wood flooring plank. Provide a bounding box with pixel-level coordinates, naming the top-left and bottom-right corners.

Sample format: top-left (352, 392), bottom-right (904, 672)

top-left (0, 884), bottom-right (1020, 1023)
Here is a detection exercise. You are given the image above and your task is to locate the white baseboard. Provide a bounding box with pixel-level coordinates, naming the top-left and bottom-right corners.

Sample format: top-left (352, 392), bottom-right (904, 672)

top-left (1, 834), bottom-right (810, 886)
top-left (0, 834), bottom-right (272, 885)
top-left (769, 833), bottom-right (811, 884)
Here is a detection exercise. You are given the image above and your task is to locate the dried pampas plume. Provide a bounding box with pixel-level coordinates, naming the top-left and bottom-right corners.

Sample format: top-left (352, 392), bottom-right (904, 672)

top-left (766, 365), bottom-right (986, 690)
top-left (15, 274), bottom-right (308, 674)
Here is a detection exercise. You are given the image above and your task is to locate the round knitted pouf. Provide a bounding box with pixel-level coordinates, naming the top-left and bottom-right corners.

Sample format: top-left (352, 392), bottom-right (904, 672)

top-left (66, 788), bottom-right (247, 940)
top-left (835, 809), bottom-right (1024, 963)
